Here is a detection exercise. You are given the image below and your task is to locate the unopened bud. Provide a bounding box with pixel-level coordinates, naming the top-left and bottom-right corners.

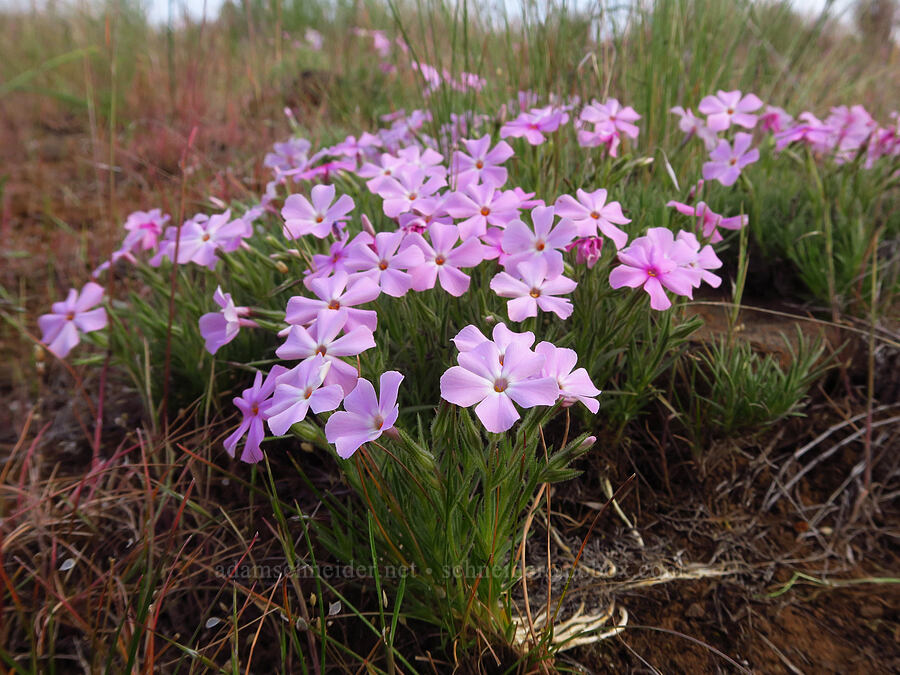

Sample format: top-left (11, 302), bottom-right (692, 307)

top-left (360, 214), bottom-right (376, 237)
top-left (275, 261), bottom-right (289, 274)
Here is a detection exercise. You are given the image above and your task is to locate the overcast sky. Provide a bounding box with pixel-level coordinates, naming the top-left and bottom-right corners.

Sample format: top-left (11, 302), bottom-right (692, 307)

top-left (1, 0), bottom-right (858, 26)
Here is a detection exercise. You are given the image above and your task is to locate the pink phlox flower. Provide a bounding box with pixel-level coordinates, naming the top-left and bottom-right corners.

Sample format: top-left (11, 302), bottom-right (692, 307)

top-left (375, 167), bottom-right (447, 218)
top-left (343, 230), bottom-right (425, 297)
top-left (328, 133), bottom-right (382, 162)
top-left (404, 222), bottom-right (489, 296)
top-left (151, 210), bottom-right (251, 269)
top-left (304, 233), bottom-right (363, 283)
top-left (670, 106), bottom-right (719, 150)
top-left (580, 98), bottom-right (641, 139)
top-left (510, 187), bottom-right (544, 209)
top-left (452, 322), bottom-right (535, 360)
top-left (198, 286), bottom-right (256, 355)
top-left (773, 112), bottom-right (833, 153)
top-left (759, 105), bottom-right (793, 133)
top-left (396, 194), bottom-right (451, 233)
top-left (325, 371), bottom-right (404, 458)
top-left (608, 227), bottom-right (699, 310)
top-left (264, 138), bottom-right (312, 175)
top-left (291, 156), bottom-right (357, 182)
top-left (267, 356), bottom-right (344, 436)
top-left (451, 135), bottom-right (515, 189)
top-left (502, 205), bottom-right (579, 270)
top-left (479, 227), bottom-right (506, 262)
top-left (440, 339), bottom-right (559, 433)
top-left (825, 105), bottom-right (878, 161)
top-left (576, 121), bottom-right (621, 156)
top-left (282, 184), bottom-right (355, 240)
top-left (285, 271), bottom-right (381, 332)
top-left (412, 61), bottom-right (443, 95)
top-left (565, 236), bottom-right (603, 268)
top-left (38, 281), bottom-right (107, 359)
top-left (277, 308), bottom-right (375, 395)
top-left (443, 182), bottom-right (522, 239)
top-left (396, 145), bottom-right (447, 179)
top-left (490, 256), bottom-right (577, 321)
top-left (120, 209), bottom-right (170, 253)
top-left (224, 366), bottom-right (288, 464)
top-left (534, 341), bottom-right (601, 413)
top-left (675, 231), bottom-right (723, 289)
top-left (553, 189), bottom-right (630, 248)
top-left (698, 90), bottom-right (763, 131)
top-left (357, 153), bottom-right (409, 193)
top-left (500, 106), bottom-right (569, 146)
top-left (666, 200), bottom-right (747, 243)
top-left (304, 28), bottom-right (323, 50)
top-left (702, 133), bottom-right (760, 187)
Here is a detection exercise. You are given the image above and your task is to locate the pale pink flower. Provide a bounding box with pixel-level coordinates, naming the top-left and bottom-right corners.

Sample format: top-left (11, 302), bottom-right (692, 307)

top-left (282, 184), bottom-right (355, 239)
top-left (443, 183), bottom-right (521, 239)
top-left (325, 371), bottom-right (404, 458)
top-left (534, 341), bottom-right (601, 413)
top-left (285, 271), bottom-right (381, 332)
top-left (374, 168), bottom-right (446, 218)
top-left (277, 308), bottom-right (376, 395)
top-left (405, 222), bottom-right (489, 296)
top-left (451, 135), bottom-right (515, 188)
top-left (267, 356), bottom-right (344, 436)
top-left (490, 257), bottom-right (577, 321)
top-left (500, 106), bottom-right (569, 145)
top-left (120, 209), bottom-right (170, 253)
top-left (501, 205), bottom-right (578, 270)
top-left (702, 133), bottom-right (759, 187)
top-left (151, 211), bottom-right (251, 270)
top-left (440, 340), bottom-right (558, 433)
top-left (608, 228), bottom-right (699, 310)
top-left (670, 106), bottom-right (719, 150)
top-left (38, 282), bottom-right (107, 359)
top-left (452, 322), bottom-right (534, 356)
top-left (676, 231), bottom-right (723, 289)
top-left (198, 286), bottom-right (256, 355)
top-left (344, 231), bottom-right (424, 297)
top-left (698, 90), bottom-right (763, 131)
top-left (554, 189), bottom-right (630, 247)
top-left (759, 105), bottom-right (793, 133)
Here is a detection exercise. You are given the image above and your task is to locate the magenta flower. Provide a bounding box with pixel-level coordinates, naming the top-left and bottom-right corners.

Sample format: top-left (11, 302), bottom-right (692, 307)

top-left (285, 271), bottom-right (381, 332)
top-left (278, 308), bottom-right (376, 395)
top-left (120, 209), bottom-right (170, 253)
top-left (702, 133), bottom-right (759, 187)
top-left (267, 356), bottom-right (344, 436)
top-left (698, 90), bottom-right (763, 131)
top-left (501, 205), bottom-right (578, 270)
top-left (554, 189), bottom-right (630, 248)
top-left (440, 340), bottom-right (559, 433)
top-left (676, 231), bottom-right (723, 289)
top-left (38, 281), bottom-right (108, 359)
top-left (305, 234), bottom-right (361, 282)
top-left (451, 135), bottom-right (515, 188)
top-left (344, 230), bottom-right (425, 297)
top-left (282, 184), bottom-right (355, 239)
top-left (500, 106), bottom-right (569, 146)
top-left (759, 105), bottom-right (793, 133)
top-left (534, 342), bottom-right (601, 413)
top-left (224, 366), bottom-right (288, 464)
top-left (565, 236), bottom-right (603, 268)
top-left (666, 200), bottom-right (748, 243)
top-left (490, 257), bottom-right (577, 321)
top-left (374, 167), bottom-right (446, 218)
top-left (774, 112), bottom-right (833, 154)
top-left (609, 228), bottom-right (699, 310)
top-left (325, 371), bottom-right (404, 459)
top-left (443, 183), bottom-right (521, 239)
top-left (199, 286), bottom-right (256, 355)
top-left (405, 222), bottom-right (489, 296)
